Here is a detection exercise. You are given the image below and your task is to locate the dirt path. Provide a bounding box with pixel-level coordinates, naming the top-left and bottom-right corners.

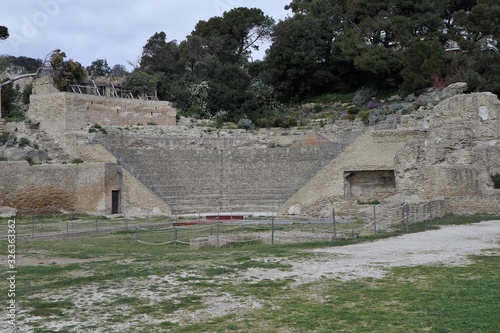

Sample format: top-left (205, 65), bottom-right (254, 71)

top-left (244, 220), bottom-right (500, 284)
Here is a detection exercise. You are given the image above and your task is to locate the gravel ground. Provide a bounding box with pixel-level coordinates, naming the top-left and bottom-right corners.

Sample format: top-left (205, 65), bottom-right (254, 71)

top-left (244, 220), bottom-right (500, 284)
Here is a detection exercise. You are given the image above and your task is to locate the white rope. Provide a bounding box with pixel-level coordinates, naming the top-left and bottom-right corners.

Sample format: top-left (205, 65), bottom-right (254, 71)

top-left (241, 225), bottom-right (271, 231)
top-left (274, 233), bottom-right (331, 238)
top-left (394, 216), bottom-right (407, 224)
top-left (414, 201), bottom-right (430, 208)
top-left (383, 203), bottom-right (408, 212)
top-left (137, 226), bottom-right (174, 232)
top-left (219, 225), bottom-right (244, 232)
top-left (137, 240), bottom-right (173, 246)
top-left (175, 225), bottom-right (214, 233)
top-left (217, 236), bottom-right (266, 243)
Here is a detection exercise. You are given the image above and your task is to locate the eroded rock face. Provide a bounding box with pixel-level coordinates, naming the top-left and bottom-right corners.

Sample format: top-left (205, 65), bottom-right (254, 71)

top-left (0, 206), bottom-right (17, 217)
top-left (288, 203), bottom-right (302, 215)
top-left (0, 146), bottom-right (49, 163)
top-left (395, 91), bottom-right (500, 201)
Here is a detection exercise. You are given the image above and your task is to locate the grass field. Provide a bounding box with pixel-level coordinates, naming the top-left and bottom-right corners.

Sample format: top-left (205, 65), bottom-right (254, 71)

top-left (1, 215), bottom-right (499, 332)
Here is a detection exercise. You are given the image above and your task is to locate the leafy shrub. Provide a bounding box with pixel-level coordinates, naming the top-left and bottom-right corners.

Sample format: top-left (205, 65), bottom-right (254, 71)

top-left (5, 111), bottom-right (25, 123)
top-left (352, 86), bottom-right (377, 105)
top-left (71, 157), bottom-right (84, 164)
top-left (367, 109), bottom-right (387, 125)
top-left (366, 100), bottom-right (380, 109)
top-left (255, 115), bottom-right (298, 128)
top-left (237, 118), bottom-right (254, 129)
top-left (25, 156), bottom-right (35, 166)
top-left (22, 83), bottom-right (33, 105)
top-left (358, 200), bottom-right (381, 205)
top-left (88, 124), bottom-right (107, 134)
top-left (387, 103), bottom-right (404, 114)
top-left (214, 110), bottom-right (229, 126)
top-left (401, 106), bottom-right (414, 115)
top-left (359, 111), bottom-right (371, 124)
top-left (255, 117), bottom-right (276, 128)
top-left (0, 133), bottom-right (10, 146)
top-left (347, 105), bottom-right (360, 116)
top-left (279, 116), bottom-right (298, 128)
top-left (413, 102), bottom-right (426, 111)
top-left (18, 137), bottom-right (31, 147)
top-left (491, 173), bottom-right (500, 189)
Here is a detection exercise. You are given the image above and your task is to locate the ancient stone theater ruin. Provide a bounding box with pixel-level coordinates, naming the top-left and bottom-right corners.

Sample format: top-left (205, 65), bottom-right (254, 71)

top-left (1, 77), bottom-right (499, 226)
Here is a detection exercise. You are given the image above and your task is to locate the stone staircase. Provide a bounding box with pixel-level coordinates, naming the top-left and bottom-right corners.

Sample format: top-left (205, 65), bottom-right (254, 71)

top-left (102, 135), bottom-right (357, 214)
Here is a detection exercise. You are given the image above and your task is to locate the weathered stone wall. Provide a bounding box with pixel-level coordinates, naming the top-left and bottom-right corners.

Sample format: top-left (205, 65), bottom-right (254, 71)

top-left (395, 92), bottom-right (500, 214)
top-left (121, 169), bottom-right (171, 217)
top-left (345, 170), bottom-right (396, 202)
top-left (445, 196), bottom-right (500, 215)
top-left (0, 160), bottom-right (171, 217)
top-left (280, 128), bottom-right (427, 215)
top-left (0, 161), bottom-right (120, 215)
top-left (28, 92), bottom-right (177, 133)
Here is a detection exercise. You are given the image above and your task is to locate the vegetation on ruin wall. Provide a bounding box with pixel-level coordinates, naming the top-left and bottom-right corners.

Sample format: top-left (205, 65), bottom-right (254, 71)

top-left (127, 0), bottom-right (500, 127)
top-left (2, 1), bottom-right (500, 128)
top-left (492, 173), bottom-right (500, 189)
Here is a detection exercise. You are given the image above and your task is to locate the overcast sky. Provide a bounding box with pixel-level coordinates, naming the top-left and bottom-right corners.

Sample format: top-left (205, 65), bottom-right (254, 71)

top-left (1, 0), bottom-right (291, 69)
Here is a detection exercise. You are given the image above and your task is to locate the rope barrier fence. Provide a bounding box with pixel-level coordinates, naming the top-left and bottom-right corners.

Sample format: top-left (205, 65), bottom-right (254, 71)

top-left (3, 200), bottom-right (444, 244)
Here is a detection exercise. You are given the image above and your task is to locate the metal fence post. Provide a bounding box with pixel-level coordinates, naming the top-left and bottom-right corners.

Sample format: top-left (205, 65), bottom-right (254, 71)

top-left (32, 224), bottom-right (35, 240)
top-left (429, 201), bottom-right (433, 226)
top-left (333, 208), bottom-right (337, 241)
top-left (406, 204), bottom-right (410, 230)
top-left (216, 223), bottom-right (220, 248)
top-left (373, 205), bottom-right (377, 234)
top-left (66, 221), bottom-right (69, 237)
top-left (271, 216), bottom-right (275, 245)
top-left (96, 220), bottom-right (99, 236)
top-left (135, 226), bottom-right (138, 252)
top-left (174, 226), bottom-right (178, 251)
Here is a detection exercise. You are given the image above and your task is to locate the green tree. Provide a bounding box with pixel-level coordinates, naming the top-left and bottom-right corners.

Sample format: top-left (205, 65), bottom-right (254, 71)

top-left (123, 70), bottom-right (157, 97)
top-left (219, 7), bottom-right (275, 60)
top-left (140, 32), bottom-right (183, 74)
top-left (50, 50), bottom-right (86, 91)
top-left (0, 80), bottom-right (20, 116)
top-left (207, 63), bottom-right (253, 121)
top-left (110, 64), bottom-right (128, 76)
top-left (87, 59), bottom-right (111, 77)
top-left (186, 7), bottom-right (275, 64)
top-left (452, 0), bottom-right (500, 43)
top-left (0, 25), bottom-right (8, 40)
top-left (400, 40), bottom-right (445, 94)
top-left (267, 15), bottom-right (336, 100)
